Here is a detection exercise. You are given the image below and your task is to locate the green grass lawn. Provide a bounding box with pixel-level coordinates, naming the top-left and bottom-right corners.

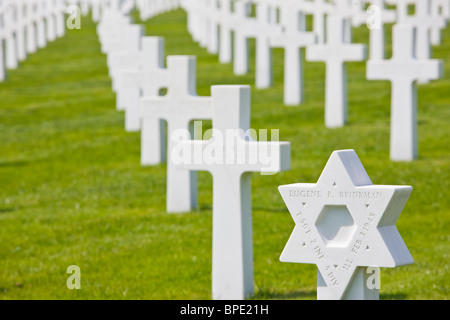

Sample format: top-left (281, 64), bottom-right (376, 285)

top-left (0, 9), bottom-right (448, 300)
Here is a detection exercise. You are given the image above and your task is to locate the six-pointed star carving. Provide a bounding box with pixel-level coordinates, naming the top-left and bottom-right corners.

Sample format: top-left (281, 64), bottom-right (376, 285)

top-left (279, 150), bottom-right (414, 299)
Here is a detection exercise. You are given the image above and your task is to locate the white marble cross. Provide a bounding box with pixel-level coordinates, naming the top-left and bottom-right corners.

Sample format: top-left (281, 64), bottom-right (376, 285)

top-left (306, 15), bottom-right (366, 128)
top-left (13, 2), bottom-right (27, 63)
top-left (330, 0), bottom-right (356, 42)
top-left (36, 0), bottom-right (48, 49)
top-left (140, 56), bottom-right (212, 213)
top-left (432, 0), bottom-right (450, 23)
top-left (404, 0), bottom-right (445, 61)
top-left (185, 0), bottom-right (207, 47)
top-left (366, 0), bottom-right (397, 60)
top-left (174, 85), bottom-right (291, 299)
top-left (4, 4), bottom-right (19, 70)
top-left (269, 7), bottom-right (316, 105)
top-left (206, 0), bottom-right (220, 55)
top-left (121, 37), bottom-right (168, 165)
top-left (25, 1), bottom-right (38, 55)
top-left (107, 24), bottom-right (145, 112)
top-left (279, 149), bottom-right (414, 300)
top-left (218, 0), bottom-right (233, 63)
top-left (366, 24), bottom-right (443, 161)
top-left (45, 0), bottom-right (57, 42)
top-left (98, 11), bottom-right (133, 55)
top-left (0, 39), bottom-right (5, 81)
top-left (232, 0), bottom-right (255, 75)
top-left (253, 0), bottom-right (282, 89)
top-left (302, 0), bottom-right (333, 44)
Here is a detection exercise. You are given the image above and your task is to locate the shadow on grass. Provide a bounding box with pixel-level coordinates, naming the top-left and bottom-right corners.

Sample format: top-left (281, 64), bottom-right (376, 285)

top-left (253, 206), bottom-right (287, 214)
top-left (0, 207), bottom-right (16, 214)
top-left (251, 289), bottom-right (317, 300)
top-left (380, 292), bottom-right (408, 300)
top-left (252, 290), bottom-right (408, 300)
top-left (199, 205), bottom-right (287, 214)
top-left (198, 204), bottom-right (212, 212)
top-left (0, 160), bottom-right (29, 167)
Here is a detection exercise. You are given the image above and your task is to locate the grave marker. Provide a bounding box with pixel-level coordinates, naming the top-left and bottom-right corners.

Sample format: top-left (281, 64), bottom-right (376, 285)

top-left (4, 5), bottom-right (19, 70)
top-left (302, 0), bottom-right (333, 44)
top-left (269, 7), bottom-right (316, 105)
top-left (279, 149), bottom-right (414, 300)
top-left (15, 2), bottom-right (27, 62)
top-left (0, 38), bottom-right (5, 81)
top-left (367, 0), bottom-right (397, 60)
top-left (218, 0), bottom-right (233, 63)
top-left (306, 15), bottom-right (366, 128)
top-left (121, 37), bottom-right (168, 165)
top-left (232, 0), bottom-right (252, 75)
top-left (26, 3), bottom-right (38, 54)
top-left (119, 36), bottom-right (167, 133)
top-left (36, 1), bottom-right (47, 49)
top-left (174, 85), bottom-right (290, 299)
top-left (366, 24), bottom-right (443, 161)
top-left (140, 56), bottom-right (212, 213)
top-left (106, 24), bottom-right (145, 111)
top-left (406, 0), bottom-right (445, 83)
top-left (253, 0), bottom-right (282, 89)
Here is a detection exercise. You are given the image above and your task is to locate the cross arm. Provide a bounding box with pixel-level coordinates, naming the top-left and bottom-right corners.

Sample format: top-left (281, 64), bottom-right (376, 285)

top-left (243, 140), bottom-right (291, 175)
top-left (140, 96), bottom-right (213, 121)
top-left (269, 32), bottom-right (316, 48)
top-left (120, 69), bottom-right (168, 91)
top-left (367, 59), bottom-right (443, 82)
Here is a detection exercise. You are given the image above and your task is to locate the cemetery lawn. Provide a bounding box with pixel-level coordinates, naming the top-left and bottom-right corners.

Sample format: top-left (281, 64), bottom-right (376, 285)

top-left (0, 9), bottom-right (448, 300)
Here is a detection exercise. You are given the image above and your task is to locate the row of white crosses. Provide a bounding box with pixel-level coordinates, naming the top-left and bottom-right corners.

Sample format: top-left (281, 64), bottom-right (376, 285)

top-left (179, 0), bottom-right (366, 128)
top-left (367, 0), bottom-right (445, 161)
top-left (96, 2), bottom-right (415, 300)
top-left (0, 0), bottom-right (173, 81)
top-left (182, 0), bottom-right (448, 161)
top-left (96, 3), bottom-right (290, 300)
top-left (181, 0), bottom-right (368, 108)
top-left (135, 0), bottom-right (181, 21)
top-left (0, 0), bottom-right (68, 81)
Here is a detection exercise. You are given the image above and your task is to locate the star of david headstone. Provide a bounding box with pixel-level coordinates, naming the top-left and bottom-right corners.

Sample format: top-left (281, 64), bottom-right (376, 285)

top-left (279, 149), bottom-right (414, 299)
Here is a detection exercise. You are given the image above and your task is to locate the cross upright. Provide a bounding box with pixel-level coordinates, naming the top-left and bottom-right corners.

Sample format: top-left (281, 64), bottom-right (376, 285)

top-left (107, 24), bottom-right (144, 112)
top-left (253, 0), bottom-right (282, 89)
top-left (431, 0), bottom-right (450, 21)
top-left (140, 56), bottom-right (213, 213)
top-left (306, 15), bottom-right (366, 128)
top-left (14, 1), bottom-right (27, 62)
top-left (403, 0), bottom-right (445, 61)
top-left (120, 37), bottom-right (168, 165)
top-left (218, 0), bottom-right (233, 63)
top-left (206, 0), bottom-right (221, 55)
top-left (232, 0), bottom-right (255, 76)
top-left (174, 85), bottom-right (291, 299)
top-left (25, 1), bottom-right (37, 55)
top-left (385, 0), bottom-right (413, 19)
top-left (0, 30), bottom-right (4, 81)
top-left (44, 0), bottom-right (56, 42)
top-left (366, 0), bottom-right (397, 60)
top-left (366, 24), bottom-right (443, 161)
top-left (4, 4), bottom-right (19, 70)
top-left (430, 0), bottom-right (450, 44)
top-left (35, 0), bottom-right (47, 49)
top-left (331, 0), bottom-right (355, 43)
top-left (269, 5), bottom-right (316, 105)
top-left (99, 13), bottom-right (133, 55)
top-left (302, 0), bottom-right (333, 44)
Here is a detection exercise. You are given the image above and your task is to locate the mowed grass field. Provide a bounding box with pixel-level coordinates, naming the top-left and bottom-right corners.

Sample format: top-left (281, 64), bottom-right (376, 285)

top-left (0, 9), bottom-right (448, 300)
